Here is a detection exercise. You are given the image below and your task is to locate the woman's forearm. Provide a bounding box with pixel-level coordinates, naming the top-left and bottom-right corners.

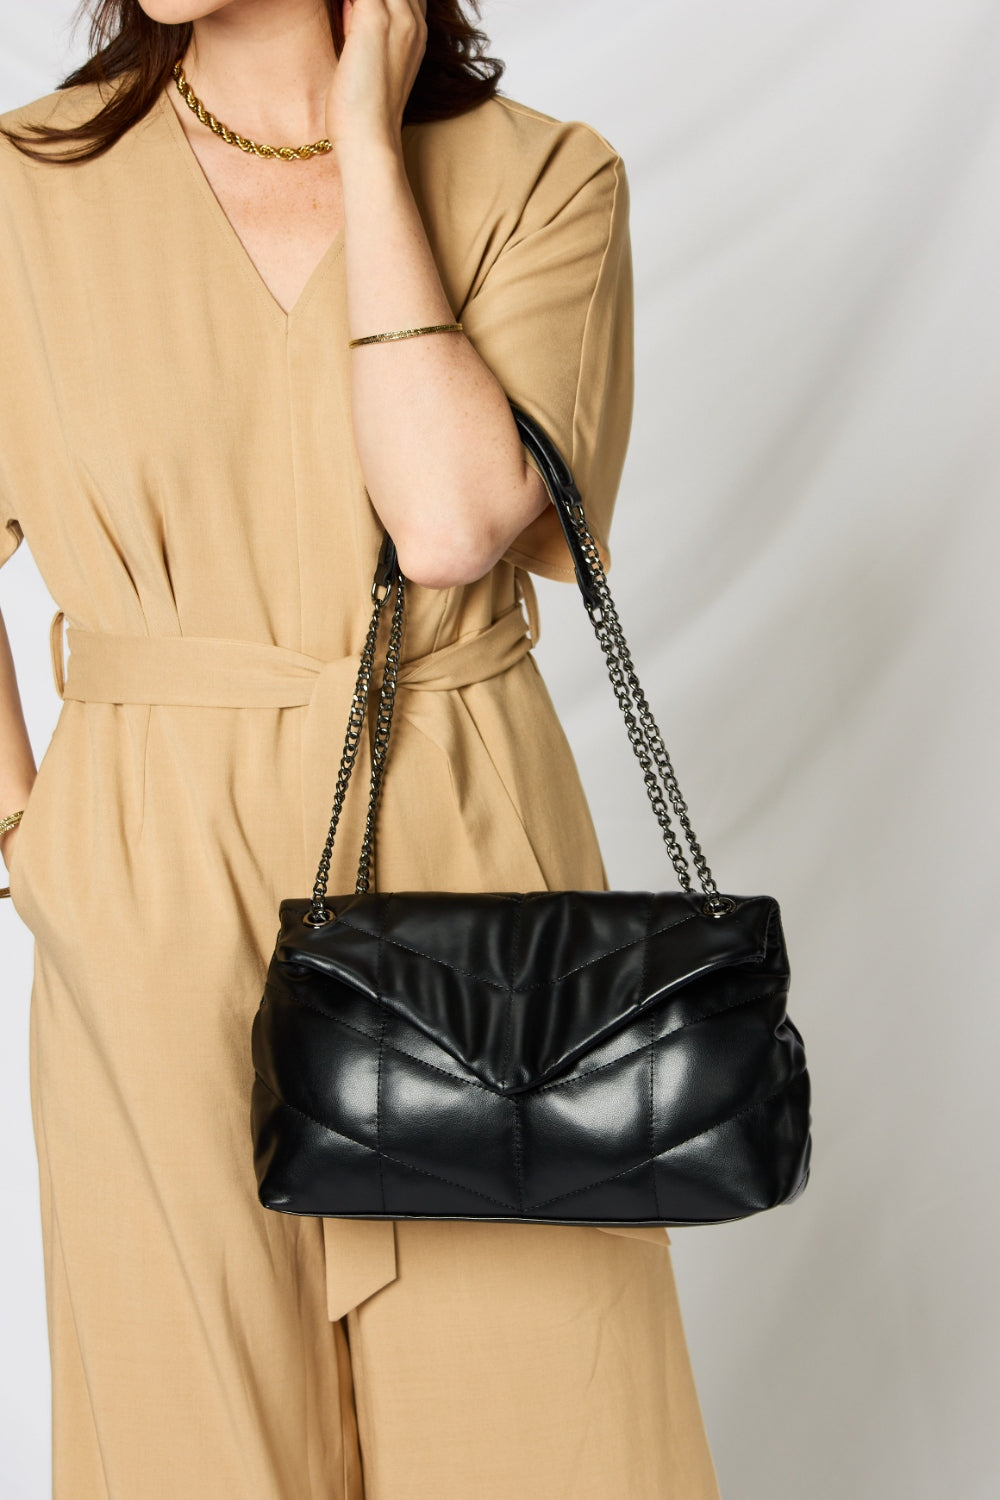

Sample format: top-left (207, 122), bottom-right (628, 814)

top-left (0, 607), bottom-right (36, 869)
top-left (339, 140), bottom-right (549, 588)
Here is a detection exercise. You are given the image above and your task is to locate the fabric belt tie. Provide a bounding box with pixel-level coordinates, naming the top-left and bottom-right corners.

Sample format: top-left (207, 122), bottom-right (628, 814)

top-left (52, 599), bottom-right (535, 884)
top-left (47, 600), bottom-right (536, 1322)
top-left (52, 600), bottom-right (534, 707)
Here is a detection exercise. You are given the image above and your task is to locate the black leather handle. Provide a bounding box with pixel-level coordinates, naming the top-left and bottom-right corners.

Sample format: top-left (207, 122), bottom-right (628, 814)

top-left (508, 402), bottom-right (601, 611)
top-left (378, 402), bottom-right (600, 607)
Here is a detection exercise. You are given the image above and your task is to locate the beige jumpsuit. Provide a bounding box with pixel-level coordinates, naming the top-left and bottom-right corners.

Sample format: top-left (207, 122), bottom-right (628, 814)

top-left (0, 78), bottom-right (722, 1499)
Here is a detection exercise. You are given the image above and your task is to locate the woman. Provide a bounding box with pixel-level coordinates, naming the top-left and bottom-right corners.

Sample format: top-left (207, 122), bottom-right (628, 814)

top-left (0, 1), bottom-right (722, 1495)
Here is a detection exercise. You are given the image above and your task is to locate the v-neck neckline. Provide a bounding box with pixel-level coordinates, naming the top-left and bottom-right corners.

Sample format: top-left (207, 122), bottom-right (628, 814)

top-left (154, 85), bottom-right (345, 330)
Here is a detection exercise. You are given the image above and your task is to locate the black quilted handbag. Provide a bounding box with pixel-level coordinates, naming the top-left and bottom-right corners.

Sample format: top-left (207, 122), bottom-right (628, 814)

top-left (251, 404), bottom-right (812, 1228)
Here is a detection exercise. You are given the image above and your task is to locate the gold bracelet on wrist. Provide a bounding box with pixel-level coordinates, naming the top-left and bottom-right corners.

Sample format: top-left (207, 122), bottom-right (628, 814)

top-left (348, 322), bottom-right (464, 349)
top-left (0, 807), bottom-right (24, 899)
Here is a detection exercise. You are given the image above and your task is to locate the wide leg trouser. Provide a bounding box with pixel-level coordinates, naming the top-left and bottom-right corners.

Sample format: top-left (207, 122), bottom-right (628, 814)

top-left (42, 1177), bottom-right (722, 1498)
top-left (345, 1218), bottom-right (723, 1500)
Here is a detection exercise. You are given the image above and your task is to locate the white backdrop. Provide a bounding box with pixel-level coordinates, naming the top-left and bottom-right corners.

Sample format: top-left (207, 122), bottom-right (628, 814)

top-left (2, 3), bottom-right (998, 1496)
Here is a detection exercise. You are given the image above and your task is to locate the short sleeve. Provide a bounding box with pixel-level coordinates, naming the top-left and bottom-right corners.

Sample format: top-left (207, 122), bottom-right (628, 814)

top-left (458, 135), bottom-right (634, 581)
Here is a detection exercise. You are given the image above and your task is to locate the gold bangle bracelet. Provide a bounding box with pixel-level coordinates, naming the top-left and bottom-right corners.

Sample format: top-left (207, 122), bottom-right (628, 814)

top-left (348, 322), bottom-right (463, 349)
top-left (0, 808), bottom-right (23, 899)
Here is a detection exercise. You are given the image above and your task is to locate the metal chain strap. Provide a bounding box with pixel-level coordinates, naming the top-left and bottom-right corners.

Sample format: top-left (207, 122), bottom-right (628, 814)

top-left (354, 572), bottom-right (406, 895)
top-left (602, 604), bottom-right (722, 898)
top-left (592, 606), bottom-right (695, 891)
top-left (561, 499), bottom-right (733, 916)
top-left (305, 579), bottom-right (393, 926)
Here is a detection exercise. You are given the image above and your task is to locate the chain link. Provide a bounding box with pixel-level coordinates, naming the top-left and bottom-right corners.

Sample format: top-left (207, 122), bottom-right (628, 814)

top-left (305, 586), bottom-right (390, 925)
top-left (592, 606), bottom-right (694, 890)
top-left (563, 502), bottom-right (730, 913)
top-left (355, 573), bottom-right (406, 895)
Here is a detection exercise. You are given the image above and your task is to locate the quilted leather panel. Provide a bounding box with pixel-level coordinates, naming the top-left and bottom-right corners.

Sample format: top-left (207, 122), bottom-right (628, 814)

top-left (271, 889), bottom-right (776, 1092)
top-left (251, 888), bottom-right (812, 1227)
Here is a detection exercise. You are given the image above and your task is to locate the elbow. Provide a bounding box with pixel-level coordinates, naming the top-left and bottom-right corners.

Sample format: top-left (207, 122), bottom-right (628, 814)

top-left (388, 465), bottom-right (549, 590)
top-left (393, 523), bottom-right (505, 590)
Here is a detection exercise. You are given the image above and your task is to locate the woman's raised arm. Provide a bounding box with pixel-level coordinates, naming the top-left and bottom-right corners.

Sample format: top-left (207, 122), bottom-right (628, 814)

top-left (328, 0), bottom-right (551, 589)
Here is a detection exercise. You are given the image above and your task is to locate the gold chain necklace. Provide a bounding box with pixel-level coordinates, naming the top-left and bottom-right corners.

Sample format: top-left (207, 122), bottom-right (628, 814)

top-left (171, 61), bottom-right (333, 161)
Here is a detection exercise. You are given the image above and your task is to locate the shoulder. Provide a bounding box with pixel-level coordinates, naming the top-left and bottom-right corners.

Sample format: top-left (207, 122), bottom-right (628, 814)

top-left (0, 82), bottom-right (108, 189)
top-left (403, 95), bottom-right (629, 294)
top-left (0, 80), bottom-right (107, 143)
top-left (444, 91), bottom-right (623, 165)
top-left (0, 80), bottom-right (102, 126)
top-left (404, 92), bottom-right (627, 237)
top-left (0, 79), bottom-right (148, 195)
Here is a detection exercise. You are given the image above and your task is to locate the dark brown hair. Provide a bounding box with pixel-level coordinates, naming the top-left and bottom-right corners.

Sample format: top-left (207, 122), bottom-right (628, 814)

top-left (0, 0), bottom-right (504, 164)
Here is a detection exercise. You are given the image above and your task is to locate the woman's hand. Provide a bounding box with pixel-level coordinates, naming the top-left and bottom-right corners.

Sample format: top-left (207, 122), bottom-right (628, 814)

top-left (325, 0), bottom-right (428, 155)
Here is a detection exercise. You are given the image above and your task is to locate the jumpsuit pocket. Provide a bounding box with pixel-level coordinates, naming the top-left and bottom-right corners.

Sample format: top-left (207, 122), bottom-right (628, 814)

top-left (6, 726), bottom-right (60, 918)
top-left (7, 787), bottom-right (39, 916)
top-left (6, 781), bottom-right (39, 912)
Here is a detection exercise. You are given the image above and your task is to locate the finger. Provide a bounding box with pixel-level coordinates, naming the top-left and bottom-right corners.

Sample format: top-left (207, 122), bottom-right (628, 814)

top-left (404, 0), bottom-right (428, 41)
top-left (382, 0), bottom-right (428, 62)
top-left (387, 0), bottom-right (427, 26)
top-left (346, 0), bottom-right (395, 43)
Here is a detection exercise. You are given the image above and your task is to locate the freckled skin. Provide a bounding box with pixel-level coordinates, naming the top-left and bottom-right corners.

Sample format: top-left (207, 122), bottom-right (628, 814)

top-left (163, 78), bottom-right (346, 315)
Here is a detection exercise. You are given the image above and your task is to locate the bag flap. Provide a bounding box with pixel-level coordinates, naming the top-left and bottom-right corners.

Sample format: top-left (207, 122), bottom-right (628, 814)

top-left (276, 890), bottom-right (784, 1094)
